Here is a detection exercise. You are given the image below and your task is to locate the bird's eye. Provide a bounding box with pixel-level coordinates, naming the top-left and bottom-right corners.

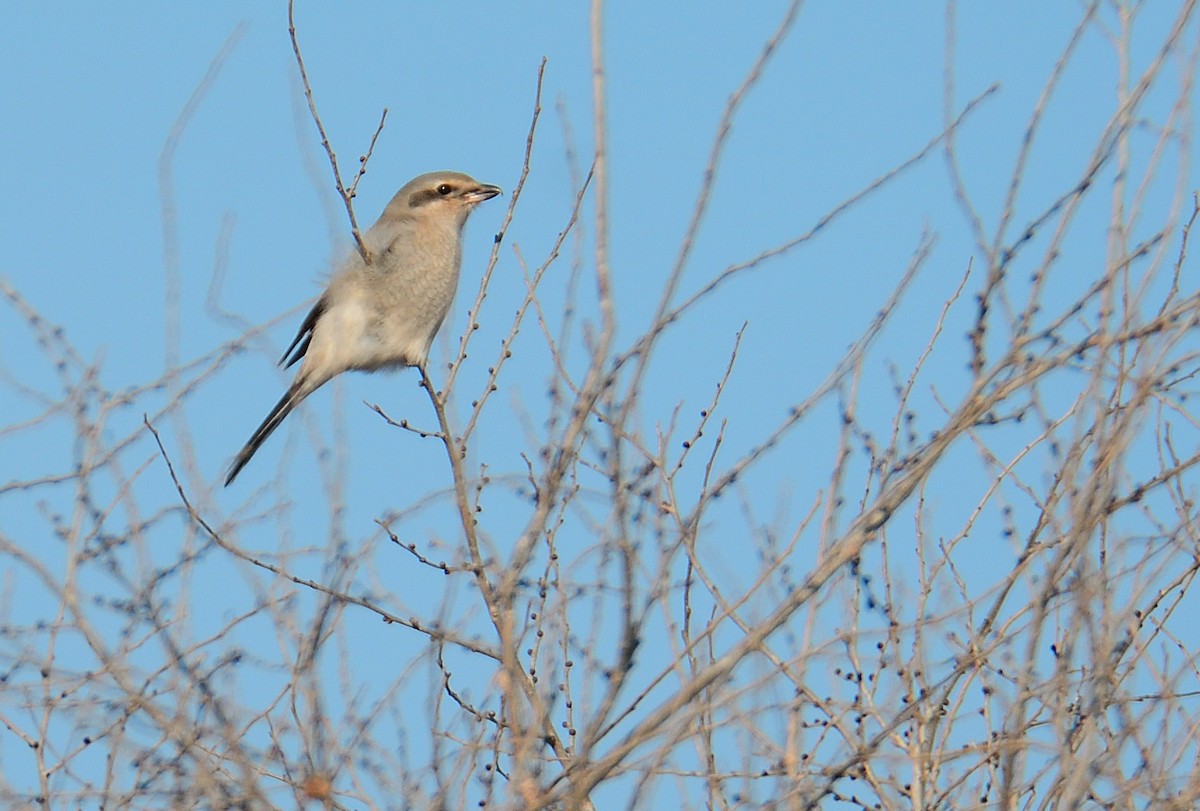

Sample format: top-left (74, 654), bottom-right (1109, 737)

top-left (437, 184), bottom-right (453, 196)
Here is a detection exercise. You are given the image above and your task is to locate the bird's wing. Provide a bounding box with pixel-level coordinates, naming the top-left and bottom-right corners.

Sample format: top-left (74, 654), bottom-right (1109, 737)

top-left (279, 295), bottom-right (327, 369)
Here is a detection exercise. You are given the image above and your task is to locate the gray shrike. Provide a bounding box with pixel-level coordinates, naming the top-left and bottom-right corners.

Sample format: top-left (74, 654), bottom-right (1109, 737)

top-left (225, 170), bottom-right (501, 485)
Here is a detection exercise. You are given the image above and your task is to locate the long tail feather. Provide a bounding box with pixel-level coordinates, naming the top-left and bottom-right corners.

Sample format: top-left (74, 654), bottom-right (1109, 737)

top-left (224, 379), bottom-right (312, 486)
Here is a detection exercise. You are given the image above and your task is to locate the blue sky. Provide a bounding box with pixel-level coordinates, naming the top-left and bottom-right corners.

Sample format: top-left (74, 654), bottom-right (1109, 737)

top-left (3, 2), bottom-right (1199, 807)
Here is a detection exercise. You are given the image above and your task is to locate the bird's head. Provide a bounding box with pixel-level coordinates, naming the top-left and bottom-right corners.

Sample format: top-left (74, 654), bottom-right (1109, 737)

top-left (384, 171), bottom-right (502, 228)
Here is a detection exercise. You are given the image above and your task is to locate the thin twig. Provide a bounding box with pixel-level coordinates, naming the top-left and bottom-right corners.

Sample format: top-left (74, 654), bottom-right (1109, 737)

top-left (287, 0), bottom-right (375, 263)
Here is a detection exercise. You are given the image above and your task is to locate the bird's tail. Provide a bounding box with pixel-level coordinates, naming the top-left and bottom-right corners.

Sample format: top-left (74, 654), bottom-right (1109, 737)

top-left (224, 377), bottom-right (314, 486)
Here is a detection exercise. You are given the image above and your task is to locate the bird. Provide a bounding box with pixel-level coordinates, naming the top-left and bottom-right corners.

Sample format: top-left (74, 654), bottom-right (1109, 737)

top-left (224, 170), bottom-right (502, 486)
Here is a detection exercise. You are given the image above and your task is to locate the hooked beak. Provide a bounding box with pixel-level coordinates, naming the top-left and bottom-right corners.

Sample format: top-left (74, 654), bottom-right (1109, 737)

top-left (464, 183), bottom-right (502, 204)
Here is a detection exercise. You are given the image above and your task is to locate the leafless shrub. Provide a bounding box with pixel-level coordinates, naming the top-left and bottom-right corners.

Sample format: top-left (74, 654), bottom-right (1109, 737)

top-left (4, 3), bottom-right (1200, 809)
